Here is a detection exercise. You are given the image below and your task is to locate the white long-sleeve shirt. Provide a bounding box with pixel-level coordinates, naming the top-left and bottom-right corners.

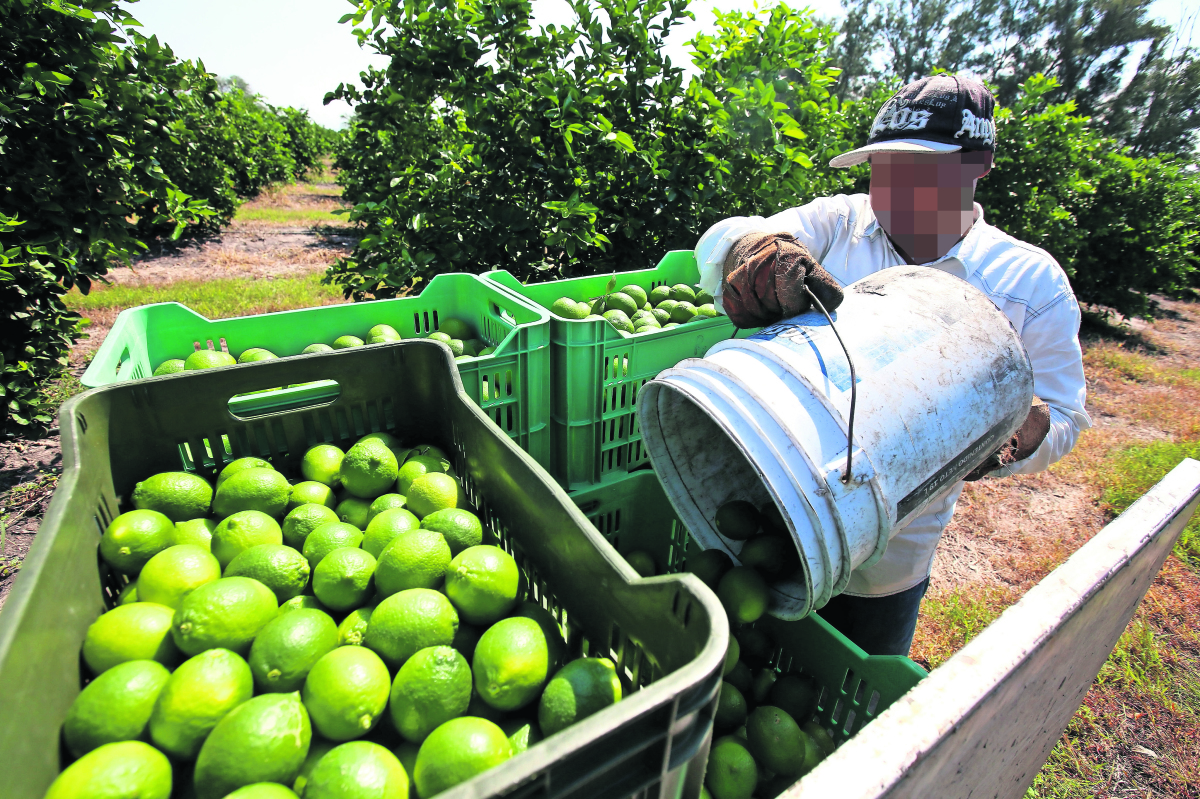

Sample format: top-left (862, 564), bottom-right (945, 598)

top-left (695, 193), bottom-right (1091, 597)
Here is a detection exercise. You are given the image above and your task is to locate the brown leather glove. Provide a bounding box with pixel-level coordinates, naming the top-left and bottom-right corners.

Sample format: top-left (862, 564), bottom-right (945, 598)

top-left (964, 397), bottom-right (1052, 481)
top-left (721, 232), bottom-right (844, 329)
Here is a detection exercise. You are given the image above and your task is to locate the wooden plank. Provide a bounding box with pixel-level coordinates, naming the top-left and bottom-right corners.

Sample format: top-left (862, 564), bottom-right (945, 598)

top-left (785, 458), bottom-right (1200, 799)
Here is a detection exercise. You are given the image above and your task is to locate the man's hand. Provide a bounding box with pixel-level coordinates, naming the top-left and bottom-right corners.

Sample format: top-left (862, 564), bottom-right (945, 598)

top-left (964, 397), bottom-right (1052, 481)
top-left (721, 232), bottom-right (844, 329)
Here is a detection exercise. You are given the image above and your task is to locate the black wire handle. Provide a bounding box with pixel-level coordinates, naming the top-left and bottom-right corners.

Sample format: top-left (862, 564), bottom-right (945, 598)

top-left (802, 285), bottom-right (857, 483)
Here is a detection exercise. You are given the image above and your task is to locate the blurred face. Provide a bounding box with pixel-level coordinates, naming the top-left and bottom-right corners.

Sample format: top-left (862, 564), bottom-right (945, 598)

top-left (869, 151), bottom-right (993, 264)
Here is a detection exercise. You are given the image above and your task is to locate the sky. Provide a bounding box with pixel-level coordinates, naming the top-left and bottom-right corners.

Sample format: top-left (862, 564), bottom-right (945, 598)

top-left (131, 0), bottom-right (1197, 131)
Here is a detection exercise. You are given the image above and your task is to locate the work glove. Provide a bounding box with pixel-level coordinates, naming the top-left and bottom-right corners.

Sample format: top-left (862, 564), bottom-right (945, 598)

top-left (964, 397), bottom-right (1052, 481)
top-left (721, 232), bottom-right (845, 329)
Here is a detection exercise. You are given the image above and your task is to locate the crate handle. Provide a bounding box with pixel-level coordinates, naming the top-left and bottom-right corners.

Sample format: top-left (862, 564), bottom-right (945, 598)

top-left (226, 379), bottom-right (342, 420)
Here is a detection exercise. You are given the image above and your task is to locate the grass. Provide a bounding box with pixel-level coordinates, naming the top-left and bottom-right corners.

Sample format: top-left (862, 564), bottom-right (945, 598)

top-left (1102, 440), bottom-right (1200, 567)
top-left (64, 273), bottom-right (344, 320)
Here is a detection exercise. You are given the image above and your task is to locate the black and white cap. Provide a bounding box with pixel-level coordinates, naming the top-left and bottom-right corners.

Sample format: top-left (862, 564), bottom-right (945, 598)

top-left (830, 75), bottom-right (996, 168)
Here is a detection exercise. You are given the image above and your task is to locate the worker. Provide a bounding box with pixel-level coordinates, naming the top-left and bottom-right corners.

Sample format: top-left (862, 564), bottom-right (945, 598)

top-left (694, 75), bottom-right (1091, 657)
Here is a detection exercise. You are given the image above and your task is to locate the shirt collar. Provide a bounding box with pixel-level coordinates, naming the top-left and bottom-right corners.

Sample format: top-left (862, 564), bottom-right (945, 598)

top-left (862, 201), bottom-right (988, 276)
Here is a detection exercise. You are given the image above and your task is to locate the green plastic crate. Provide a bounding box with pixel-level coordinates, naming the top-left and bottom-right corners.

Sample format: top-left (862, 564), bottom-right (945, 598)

top-left (570, 470), bottom-right (927, 751)
top-left (0, 343), bottom-right (726, 799)
top-left (484, 253), bottom-right (757, 490)
top-left (81, 272), bottom-right (551, 467)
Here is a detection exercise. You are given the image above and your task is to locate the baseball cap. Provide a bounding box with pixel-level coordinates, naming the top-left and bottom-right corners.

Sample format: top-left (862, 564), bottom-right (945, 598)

top-left (829, 75), bottom-right (996, 168)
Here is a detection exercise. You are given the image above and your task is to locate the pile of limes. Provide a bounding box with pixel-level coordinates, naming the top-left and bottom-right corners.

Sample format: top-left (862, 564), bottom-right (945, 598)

top-left (151, 317), bottom-right (489, 376)
top-left (549, 282), bottom-right (717, 335)
top-left (50, 433), bottom-right (624, 799)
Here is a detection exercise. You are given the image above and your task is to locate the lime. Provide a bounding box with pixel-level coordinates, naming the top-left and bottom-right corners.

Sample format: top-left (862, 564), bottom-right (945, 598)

top-left (726, 661), bottom-right (752, 696)
top-left (369, 324), bottom-right (401, 340)
top-left (717, 567), bottom-right (769, 624)
top-left (337, 496), bottom-right (372, 530)
top-left (289, 481), bottom-right (337, 511)
top-left (238, 348), bottom-right (278, 363)
top-left (293, 738), bottom-right (337, 796)
top-left (769, 673), bottom-right (819, 724)
top-left (513, 602), bottom-right (566, 668)
top-left (715, 500), bottom-right (761, 540)
top-left (670, 301), bottom-right (698, 324)
top-left (715, 681), bottom-right (748, 731)
top-left (149, 648), bottom-right (254, 759)
top-left (427, 332), bottom-right (452, 345)
top-left (624, 550), bottom-right (656, 577)
top-left (117, 582), bottom-right (138, 605)
top-left (225, 544), bottom-right (311, 603)
top-left (696, 303), bottom-right (718, 318)
top-left (83, 603), bottom-right (179, 675)
top-left (618, 285), bottom-right (648, 307)
top-left (662, 322), bottom-right (680, 329)
top-left (390, 645), bottom-right (472, 743)
top-left (686, 548), bottom-right (733, 591)
top-left (803, 719), bottom-right (836, 757)
top-left (670, 284), bottom-right (697, 303)
top-left (211, 510), bottom-right (284, 569)
top-left (302, 522), bottom-right (364, 569)
top-left (645, 285), bottom-right (668, 305)
top-left (131, 471), bottom-right (214, 523)
top-left (745, 705), bottom-right (805, 776)
top-left (173, 518), bottom-right (217, 550)
top-left (302, 444), bottom-right (345, 488)
top-left (395, 456), bottom-right (448, 495)
top-left (313, 547), bottom-right (377, 611)
top-left (364, 507), bottom-right (421, 558)
top-left (724, 638), bottom-right (740, 675)
top-left (589, 297), bottom-right (607, 315)
top-left (193, 692), bottom-right (312, 799)
top-left (650, 308), bottom-right (672, 326)
top-left (249, 608), bottom-right (339, 693)
top-left (63, 659), bottom-right (170, 757)
top-left (368, 493), bottom-right (409, 522)
top-left (43, 740), bottom-right (172, 799)
top-left (283, 503), bottom-right (340, 549)
top-left (364, 589), bottom-right (459, 670)
top-left (551, 297), bottom-right (588, 320)
top-left (419, 508), bottom-right (482, 556)
top-left (500, 718), bottom-right (543, 755)
top-left (136, 545), bottom-right (221, 609)
top-left (338, 606), bottom-right (374, 646)
top-left (224, 784), bottom-right (300, 799)
top-left (374, 529), bottom-right (452, 597)
top-left (605, 291), bottom-right (638, 317)
top-left (696, 288), bottom-right (716, 305)
top-left (172, 576), bottom-right (279, 657)
top-left (413, 717), bottom-right (512, 799)
top-left (334, 335), bottom-right (365, 349)
top-left (186, 349), bottom-right (236, 370)
top-left (359, 431), bottom-right (409, 464)
top-left (153, 359), bottom-right (186, 376)
top-left (217, 458), bottom-right (273, 490)
top-left (279, 595), bottom-right (328, 615)
top-left (405, 473), bottom-right (461, 519)
top-left (473, 616), bottom-right (550, 712)
top-left (304, 740), bottom-right (409, 799)
top-left (100, 509), bottom-right (175, 575)
top-left (705, 737), bottom-right (757, 799)
top-left (740, 535), bottom-right (799, 578)
top-left (603, 309), bottom-right (634, 333)
top-left (304, 343), bottom-right (335, 354)
top-left (537, 657), bottom-right (621, 736)
top-left (444, 339), bottom-right (466, 357)
top-left (214, 467), bottom-right (292, 519)
top-left (303, 646), bottom-right (391, 741)
top-left (655, 298), bottom-right (679, 315)
top-left (752, 667), bottom-right (777, 703)
top-left (735, 626), bottom-right (773, 668)
top-left (342, 439), bottom-right (401, 499)
top-left (445, 545), bottom-right (519, 625)
top-left (477, 346), bottom-right (496, 356)
top-left (437, 318), bottom-right (472, 340)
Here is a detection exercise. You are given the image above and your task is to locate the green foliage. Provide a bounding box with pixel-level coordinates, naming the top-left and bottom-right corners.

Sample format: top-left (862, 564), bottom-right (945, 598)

top-left (327, 0), bottom-right (857, 299)
top-left (1101, 439), bottom-right (1200, 568)
top-left (64, 274), bottom-right (343, 319)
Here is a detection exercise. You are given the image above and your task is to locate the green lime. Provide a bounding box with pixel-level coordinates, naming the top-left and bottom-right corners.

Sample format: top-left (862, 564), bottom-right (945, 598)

top-left (117, 582), bottom-right (138, 605)
top-left (279, 595), bottom-right (329, 616)
top-left (715, 681), bottom-right (748, 731)
top-left (427, 332), bottom-right (452, 345)
top-left (289, 481), bottom-right (337, 511)
top-left (304, 740), bottom-right (409, 799)
top-left (724, 638), bottom-right (740, 675)
top-left (473, 616), bottom-right (550, 712)
top-left (500, 718), bottom-right (543, 755)
top-left (334, 335), bottom-right (365, 349)
top-left (645, 285), bottom-right (668, 304)
top-left (696, 288), bottom-right (716, 305)
top-left (651, 307), bottom-right (672, 325)
top-left (803, 719), bottom-right (836, 756)
top-left (83, 603), bottom-right (179, 675)
top-left (238, 347), bottom-right (278, 363)
top-left (696, 303), bottom-right (718, 318)
top-left (293, 737), bottom-right (338, 796)
top-left (224, 784), bottom-right (300, 799)
top-left (313, 547), bottom-right (377, 611)
top-left (358, 431), bottom-right (408, 463)
top-left (149, 648), bottom-right (254, 758)
top-left (368, 494), bottom-right (409, 522)
top-left (338, 606), bottom-right (373, 646)
top-left (740, 535), bottom-right (799, 578)
top-left (537, 657), bottom-right (621, 735)
top-left (217, 458), bottom-right (273, 490)
top-left (342, 439), bottom-right (401, 499)
top-left (602, 309), bottom-right (634, 333)
top-left (173, 518), bottom-right (217, 550)
top-left (389, 645), bottom-right (472, 743)
top-left (655, 298), bottom-right (679, 315)
top-left (745, 705), bottom-right (805, 776)
top-left (136, 545), bottom-right (221, 609)
top-left (153, 359), bottom-right (186, 376)
top-left (715, 501), bottom-right (761, 541)
top-left (172, 576), bottom-right (279, 657)
top-left (302, 522), bottom-right (364, 569)
top-left (443, 338), bottom-right (465, 357)
top-left (444, 545), bottom-right (519, 625)
top-left (249, 608), bottom-right (339, 693)
top-left (336, 496), bottom-right (372, 530)
top-left (369, 324), bottom-right (401, 340)
top-left (304, 343), bottom-right (334, 354)
top-left (396, 456), bottom-right (448, 495)
top-left (605, 291), bottom-right (638, 317)
top-left (670, 284), bottom-right (697, 303)
top-left (513, 602), bottom-right (566, 668)
top-left (186, 349), bottom-right (237, 370)
top-left (212, 510), bottom-right (284, 569)
top-left (418, 509), bottom-right (482, 556)
top-left (43, 740), bottom-right (171, 799)
top-left (717, 567), bottom-right (769, 624)
top-left (302, 444), bottom-right (345, 488)
top-left (670, 301), bottom-right (698, 324)
top-left (705, 737), bottom-right (757, 799)
top-left (589, 297), bottom-right (607, 315)
top-left (100, 509), bottom-right (175, 575)
top-left (413, 717), bottom-right (512, 799)
top-left (769, 673), bottom-right (819, 725)
top-left (128, 470), bottom-right (211, 524)
top-left (662, 322), bottom-right (680, 329)
top-left (436, 318), bottom-right (472, 340)
top-left (726, 661), bottom-right (752, 696)
top-left (364, 507), bottom-right (421, 558)
top-left (751, 669), bottom-right (777, 707)
top-left (63, 659), bottom-right (170, 758)
top-left (618, 285), bottom-right (648, 307)
top-left (213, 467), bottom-right (292, 519)
top-left (193, 692), bottom-right (312, 799)
top-left (225, 544), bottom-right (312, 603)
top-left (374, 529), bottom-right (451, 597)
top-left (551, 297), bottom-right (588, 319)
top-left (405, 473), bottom-right (461, 519)
top-left (364, 589), bottom-right (459, 670)
top-left (302, 646), bottom-right (391, 741)
top-left (686, 548), bottom-right (733, 591)
top-left (283, 503), bottom-right (340, 549)
top-left (477, 346), bottom-right (496, 356)
top-left (624, 549), bottom-right (656, 577)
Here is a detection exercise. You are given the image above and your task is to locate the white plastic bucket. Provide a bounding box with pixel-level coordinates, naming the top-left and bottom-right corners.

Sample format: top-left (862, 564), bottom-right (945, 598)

top-left (638, 266), bottom-right (1035, 619)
